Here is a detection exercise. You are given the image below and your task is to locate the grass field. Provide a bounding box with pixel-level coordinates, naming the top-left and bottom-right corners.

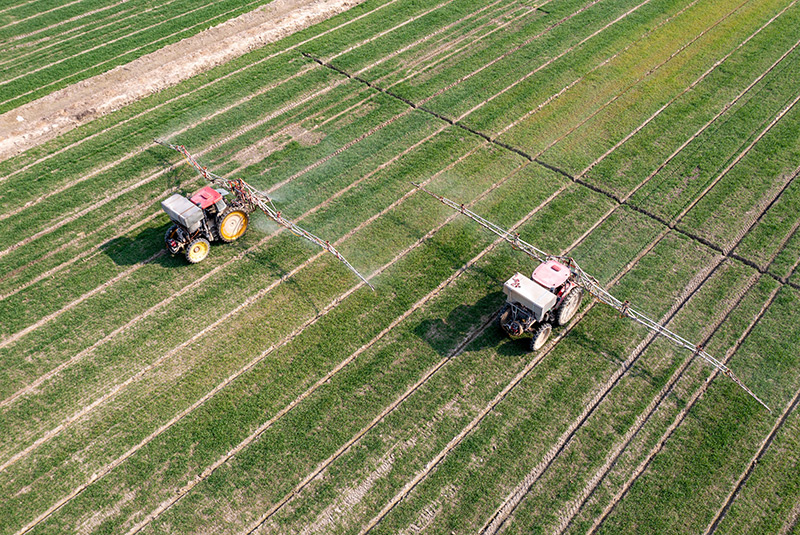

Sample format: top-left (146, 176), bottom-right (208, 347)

top-left (1, 0), bottom-right (799, 533)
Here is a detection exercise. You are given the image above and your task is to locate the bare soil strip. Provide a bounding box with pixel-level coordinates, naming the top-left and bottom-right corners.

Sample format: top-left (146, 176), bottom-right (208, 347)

top-left (0, 0), bottom-right (404, 180)
top-left (587, 282), bottom-right (784, 534)
top-left (704, 385), bottom-right (800, 533)
top-left (0, 0), bottom-right (372, 161)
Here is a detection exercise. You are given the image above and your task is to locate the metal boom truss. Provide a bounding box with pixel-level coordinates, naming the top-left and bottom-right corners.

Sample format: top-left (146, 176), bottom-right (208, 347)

top-left (413, 182), bottom-right (770, 411)
top-left (156, 140), bottom-right (373, 289)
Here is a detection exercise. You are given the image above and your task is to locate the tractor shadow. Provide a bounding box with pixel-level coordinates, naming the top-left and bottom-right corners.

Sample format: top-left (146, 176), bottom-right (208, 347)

top-left (413, 290), bottom-right (523, 358)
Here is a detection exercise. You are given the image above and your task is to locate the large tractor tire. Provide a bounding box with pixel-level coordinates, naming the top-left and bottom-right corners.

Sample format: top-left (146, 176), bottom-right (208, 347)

top-left (530, 322), bottom-right (552, 351)
top-left (185, 238), bottom-right (210, 264)
top-left (164, 225), bottom-right (182, 255)
top-left (555, 287), bottom-right (583, 326)
top-left (217, 208), bottom-right (249, 243)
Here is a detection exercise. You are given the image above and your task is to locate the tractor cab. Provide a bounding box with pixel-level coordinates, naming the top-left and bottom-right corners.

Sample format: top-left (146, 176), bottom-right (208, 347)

top-left (499, 259), bottom-right (583, 351)
top-left (161, 186), bottom-right (250, 264)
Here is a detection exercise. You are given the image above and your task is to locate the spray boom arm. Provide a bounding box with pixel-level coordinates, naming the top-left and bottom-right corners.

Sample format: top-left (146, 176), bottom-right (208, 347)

top-left (156, 140), bottom-right (373, 289)
top-left (413, 182), bottom-right (769, 411)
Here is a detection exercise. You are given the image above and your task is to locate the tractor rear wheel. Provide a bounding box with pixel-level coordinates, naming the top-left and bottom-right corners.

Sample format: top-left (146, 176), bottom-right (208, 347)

top-left (217, 208), bottom-right (249, 243)
top-left (555, 288), bottom-right (583, 326)
top-left (185, 238), bottom-right (210, 263)
top-left (530, 323), bottom-right (552, 351)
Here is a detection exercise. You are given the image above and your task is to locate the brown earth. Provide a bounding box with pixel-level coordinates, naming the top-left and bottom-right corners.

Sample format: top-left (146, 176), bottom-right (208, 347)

top-left (0, 0), bottom-right (366, 163)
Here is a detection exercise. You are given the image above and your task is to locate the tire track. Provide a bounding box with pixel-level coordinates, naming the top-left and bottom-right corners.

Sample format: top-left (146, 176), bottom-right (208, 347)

top-left (0, 250), bottom-right (164, 351)
top-left (13, 139), bottom-right (489, 535)
top-left (578, 0), bottom-right (799, 179)
top-left (491, 0), bottom-right (702, 139)
top-left (0, 0), bottom-right (583, 354)
top-left (705, 383), bottom-right (800, 533)
top-left (0, 120), bottom-right (452, 470)
top-left (480, 95), bottom-right (800, 535)
top-left (0, 0), bottom-right (181, 69)
top-left (586, 279), bottom-right (784, 535)
top-left (0, 0), bottom-right (130, 50)
top-left (452, 0), bottom-right (658, 123)
top-left (0, 0), bottom-right (81, 31)
top-left (0, 0), bottom-right (569, 409)
top-left (513, 0), bottom-right (753, 168)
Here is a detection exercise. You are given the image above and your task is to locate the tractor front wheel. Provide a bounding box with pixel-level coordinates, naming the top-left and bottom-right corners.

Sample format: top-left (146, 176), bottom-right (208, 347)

top-left (555, 288), bottom-right (583, 326)
top-left (185, 238), bottom-right (210, 263)
top-left (217, 208), bottom-right (249, 243)
top-left (530, 323), bottom-right (552, 351)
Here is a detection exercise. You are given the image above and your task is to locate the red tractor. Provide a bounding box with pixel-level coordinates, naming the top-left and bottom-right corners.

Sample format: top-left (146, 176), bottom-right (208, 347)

top-left (161, 185), bottom-right (251, 263)
top-left (499, 260), bottom-right (583, 350)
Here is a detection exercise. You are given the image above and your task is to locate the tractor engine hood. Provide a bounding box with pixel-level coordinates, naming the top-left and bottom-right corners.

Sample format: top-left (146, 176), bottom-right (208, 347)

top-left (503, 272), bottom-right (557, 322)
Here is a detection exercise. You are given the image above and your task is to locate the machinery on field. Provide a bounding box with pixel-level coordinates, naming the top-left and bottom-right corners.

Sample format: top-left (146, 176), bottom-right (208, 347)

top-left (156, 140), bottom-right (373, 289)
top-left (413, 183), bottom-right (770, 411)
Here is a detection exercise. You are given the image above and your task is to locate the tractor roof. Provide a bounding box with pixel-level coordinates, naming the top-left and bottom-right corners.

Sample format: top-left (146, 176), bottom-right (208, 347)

top-left (532, 260), bottom-right (571, 290)
top-left (191, 185), bottom-right (222, 209)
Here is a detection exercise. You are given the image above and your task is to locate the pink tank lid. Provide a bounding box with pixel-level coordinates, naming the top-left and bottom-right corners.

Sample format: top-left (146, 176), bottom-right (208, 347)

top-left (190, 186), bottom-right (222, 209)
top-left (532, 260), bottom-right (570, 289)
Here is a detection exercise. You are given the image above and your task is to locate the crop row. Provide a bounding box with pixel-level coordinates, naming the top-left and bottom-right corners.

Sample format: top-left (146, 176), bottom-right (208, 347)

top-left (0, 0), bottom-right (279, 113)
top-left (2, 0), bottom-right (799, 532)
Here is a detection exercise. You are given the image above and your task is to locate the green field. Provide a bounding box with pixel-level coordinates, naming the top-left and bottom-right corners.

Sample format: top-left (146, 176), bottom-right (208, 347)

top-left (1, 0), bottom-right (799, 533)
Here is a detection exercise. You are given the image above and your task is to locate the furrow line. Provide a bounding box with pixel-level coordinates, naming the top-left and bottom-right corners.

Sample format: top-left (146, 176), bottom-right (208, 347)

top-left (358, 212), bottom-right (673, 535)
top-left (484, 137), bottom-right (800, 535)
top-left (0, 0), bottom-right (82, 30)
top-left (549, 270), bottom-right (761, 535)
top-left (0, 0), bottom-right (170, 69)
top-left (669, 89), bottom-right (800, 226)
top-left (0, 0), bottom-right (263, 94)
top-left (0, 63), bottom-right (318, 224)
top-left (126, 146), bottom-right (519, 535)
top-left (246, 178), bottom-right (571, 535)
top-left (587, 281), bottom-right (785, 534)
top-left (267, 107), bottom-right (413, 193)
top-left (368, 1), bottom-right (535, 88)
top-left (0, 0), bottom-right (404, 181)
top-left (705, 384), bottom-right (800, 533)
top-left (0, 0), bottom-right (130, 48)
top-left (492, 0), bottom-right (702, 138)
top-left (524, 0), bottom-right (753, 168)
top-left (0, 209), bottom-right (163, 303)
top-left (416, 0), bottom-right (601, 106)
top-left (0, 117), bottom-right (460, 472)
top-left (779, 500), bottom-right (800, 535)
top-left (0, 250), bottom-right (164, 352)
top-left (483, 252), bottom-right (743, 535)
top-left (579, 0), bottom-right (799, 178)
top-left (0, 0), bottom-right (190, 69)
top-left (453, 0), bottom-right (656, 123)
top-left (322, 0), bottom-right (459, 63)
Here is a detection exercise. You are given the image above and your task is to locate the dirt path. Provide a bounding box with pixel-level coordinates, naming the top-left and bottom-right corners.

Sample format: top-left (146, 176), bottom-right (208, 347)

top-left (0, 0), bottom-right (365, 163)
